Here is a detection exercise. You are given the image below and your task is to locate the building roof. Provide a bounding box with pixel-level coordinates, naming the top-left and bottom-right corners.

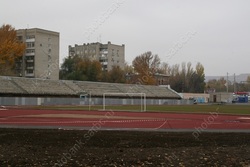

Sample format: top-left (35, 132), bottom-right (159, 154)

top-left (17, 28), bottom-right (59, 36)
top-left (0, 76), bottom-right (181, 99)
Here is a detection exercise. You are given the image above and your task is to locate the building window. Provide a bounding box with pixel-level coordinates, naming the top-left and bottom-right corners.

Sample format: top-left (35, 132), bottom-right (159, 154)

top-left (27, 69), bottom-right (33, 74)
top-left (26, 56), bottom-right (33, 60)
top-left (26, 49), bottom-right (35, 53)
top-left (26, 35), bottom-right (35, 39)
top-left (17, 36), bottom-right (23, 41)
top-left (26, 42), bottom-right (35, 48)
top-left (26, 63), bottom-right (34, 68)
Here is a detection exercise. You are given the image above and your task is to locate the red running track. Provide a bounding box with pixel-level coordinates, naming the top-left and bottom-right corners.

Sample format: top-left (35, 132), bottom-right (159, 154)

top-left (0, 108), bottom-right (250, 131)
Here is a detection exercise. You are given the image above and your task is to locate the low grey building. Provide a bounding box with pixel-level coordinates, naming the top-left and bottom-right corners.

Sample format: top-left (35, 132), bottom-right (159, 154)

top-left (209, 92), bottom-right (234, 103)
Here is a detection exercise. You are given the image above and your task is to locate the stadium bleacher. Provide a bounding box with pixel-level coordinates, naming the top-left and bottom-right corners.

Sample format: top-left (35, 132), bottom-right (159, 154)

top-left (62, 80), bottom-right (83, 94)
top-left (143, 85), bottom-right (179, 98)
top-left (74, 81), bottom-right (122, 96)
top-left (0, 76), bottom-right (24, 94)
top-left (0, 76), bottom-right (181, 99)
top-left (113, 83), bottom-right (155, 97)
top-left (11, 77), bottom-right (75, 95)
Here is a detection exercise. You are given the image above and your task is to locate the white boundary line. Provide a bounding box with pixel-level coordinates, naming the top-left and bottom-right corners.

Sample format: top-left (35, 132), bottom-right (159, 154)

top-left (0, 119), bottom-right (167, 124)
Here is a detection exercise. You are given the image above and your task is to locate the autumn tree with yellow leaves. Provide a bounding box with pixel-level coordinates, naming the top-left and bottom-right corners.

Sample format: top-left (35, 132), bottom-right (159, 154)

top-left (132, 51), bottom-right (161, 85)
top-left (0, 24), bottom-right (26, 76)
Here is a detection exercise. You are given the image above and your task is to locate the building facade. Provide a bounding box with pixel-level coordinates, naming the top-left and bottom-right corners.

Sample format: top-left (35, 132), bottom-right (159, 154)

top-left (16, 28), bottom-right (59, 80)
top-left (69, 41), bottom-right (125, 71)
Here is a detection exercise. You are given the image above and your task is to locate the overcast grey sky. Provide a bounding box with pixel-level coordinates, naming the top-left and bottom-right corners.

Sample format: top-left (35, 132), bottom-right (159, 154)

top-left (1, 0), bottom-right (250, 76)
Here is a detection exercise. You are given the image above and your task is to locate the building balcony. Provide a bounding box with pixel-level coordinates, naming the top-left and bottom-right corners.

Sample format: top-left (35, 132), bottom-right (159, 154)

top-left (26, 38), bottom-right (35, 42)
top-left (100, 50), bottom-right (108, 54)
top-left (100, 55), bottom-right (108, 59)
top-left (26, 59), bottom-right (34, 63)
top-left (101, 62), bottom-right (108, 65)
top-left (99, 56), bottom-right (108, 60)
top-left (25, 73), bottom-right (35, 77)
top-left (26, 66), bottom-right (34, 70)
top-left (26, 52), bottom-right (35, 56)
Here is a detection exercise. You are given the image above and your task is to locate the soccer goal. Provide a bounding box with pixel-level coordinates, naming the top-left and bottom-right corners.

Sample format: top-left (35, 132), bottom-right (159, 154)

top-left (103, 93), bottom-right (146, 112)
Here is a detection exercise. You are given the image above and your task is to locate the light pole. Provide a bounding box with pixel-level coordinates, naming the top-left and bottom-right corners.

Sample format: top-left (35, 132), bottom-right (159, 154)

top-left (233, 73), bottom-right (236, 93)
top-left (226, 72), bottom-right (229, 93)
top-left (88, 91), bottom-right (92, 111)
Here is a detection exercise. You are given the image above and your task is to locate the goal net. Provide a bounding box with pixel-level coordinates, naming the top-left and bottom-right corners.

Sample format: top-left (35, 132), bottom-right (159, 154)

top-left (103, 93), bottom-right (146, 112)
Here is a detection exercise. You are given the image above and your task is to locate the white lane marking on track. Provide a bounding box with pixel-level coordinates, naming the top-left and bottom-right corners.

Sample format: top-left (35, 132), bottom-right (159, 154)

top-left (153, 120), bottom-right (169, 130)
top-left (238, 117), bottom-right (250, 120)
top-left (0, 106), bottom-right (7, 110)
top-left (0, 119), bottom-right (168, 124)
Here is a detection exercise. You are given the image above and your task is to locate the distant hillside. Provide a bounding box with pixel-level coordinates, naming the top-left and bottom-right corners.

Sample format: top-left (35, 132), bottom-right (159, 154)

top-left (205, 73), bottom-right (250, 83)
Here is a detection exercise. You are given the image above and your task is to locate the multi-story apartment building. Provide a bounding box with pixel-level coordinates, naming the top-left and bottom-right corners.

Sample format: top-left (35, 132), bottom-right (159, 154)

top-left (68, 42), bottom-right (125, 71)
top-left (16, 28), bottom-right (59, 80)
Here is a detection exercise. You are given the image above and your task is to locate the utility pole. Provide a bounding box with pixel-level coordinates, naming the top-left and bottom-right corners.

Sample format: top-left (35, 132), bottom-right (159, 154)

top-left (233, 73), bottom-right (236, 93)
top-left (226, 72), bottom-right (229, 93)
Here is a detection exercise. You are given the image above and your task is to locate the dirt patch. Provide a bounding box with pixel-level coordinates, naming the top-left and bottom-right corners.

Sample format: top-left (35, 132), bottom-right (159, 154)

top-left (0, 129), bottom-right (249, 167)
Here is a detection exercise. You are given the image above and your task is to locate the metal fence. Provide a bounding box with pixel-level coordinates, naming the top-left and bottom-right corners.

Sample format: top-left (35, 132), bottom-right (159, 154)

top-left (0, 96), bottom-right (193, 106)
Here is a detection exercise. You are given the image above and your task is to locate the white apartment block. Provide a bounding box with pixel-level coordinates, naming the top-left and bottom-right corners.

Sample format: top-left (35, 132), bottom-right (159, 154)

top-left (16, 28), bottom-right (59, 80)
top-left (69, 41), bottom-right (125, 71)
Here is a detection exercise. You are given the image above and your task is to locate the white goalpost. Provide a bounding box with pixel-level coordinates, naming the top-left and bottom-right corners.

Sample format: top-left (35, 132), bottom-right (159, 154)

top-left (103, 93), bottom-right (146, 112)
